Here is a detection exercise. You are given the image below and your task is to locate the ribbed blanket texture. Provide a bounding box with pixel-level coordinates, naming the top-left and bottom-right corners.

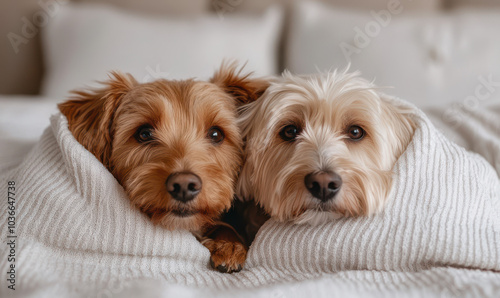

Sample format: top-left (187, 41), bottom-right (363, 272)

top-left (1, 104), bottom-right (499, 298)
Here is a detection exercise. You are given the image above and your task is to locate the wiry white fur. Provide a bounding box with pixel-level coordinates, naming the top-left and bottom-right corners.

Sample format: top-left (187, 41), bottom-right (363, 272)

top-left (237, 69), bottom-right (416, 225)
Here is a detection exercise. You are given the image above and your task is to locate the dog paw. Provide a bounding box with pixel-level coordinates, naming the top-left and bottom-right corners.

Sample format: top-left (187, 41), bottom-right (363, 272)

top-left (203, 239), bottom-right (247, 273)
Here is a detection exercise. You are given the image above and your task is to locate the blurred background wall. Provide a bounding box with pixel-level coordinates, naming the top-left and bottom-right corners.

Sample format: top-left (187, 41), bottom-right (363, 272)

top-left (0, 0), bottom-right (208, 94)
top-left (1, 0), bottom-right (499, 99)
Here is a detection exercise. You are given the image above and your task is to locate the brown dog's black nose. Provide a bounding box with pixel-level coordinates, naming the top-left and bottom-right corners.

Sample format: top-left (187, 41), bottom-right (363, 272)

top-left (304, 171), bottom-right (342, 202)
top-left (166, 172), bottom-right (202, 203)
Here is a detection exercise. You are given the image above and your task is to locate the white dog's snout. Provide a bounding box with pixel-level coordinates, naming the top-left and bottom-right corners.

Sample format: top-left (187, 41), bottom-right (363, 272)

top-left (299, 126), bottom-right (347, 172)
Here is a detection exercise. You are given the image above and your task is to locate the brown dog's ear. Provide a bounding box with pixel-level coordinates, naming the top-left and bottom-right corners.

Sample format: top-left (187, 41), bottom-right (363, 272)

top-left (58, 72), bottom-right (137, 168)
top-left (210, 62), bottom-right (269, 107)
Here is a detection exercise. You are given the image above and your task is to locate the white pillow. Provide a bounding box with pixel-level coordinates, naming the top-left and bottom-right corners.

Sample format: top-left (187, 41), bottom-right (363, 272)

top-left (286, 1), bottom-right (500, 108)
top-left (41, 3), bottom-right (282, 97)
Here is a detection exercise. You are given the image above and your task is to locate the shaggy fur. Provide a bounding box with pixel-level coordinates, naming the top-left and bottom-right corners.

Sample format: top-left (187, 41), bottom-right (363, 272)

top-left (58, 63), bottom-right (268, 272)
top-left (237, 70), bottom-right (416, 225)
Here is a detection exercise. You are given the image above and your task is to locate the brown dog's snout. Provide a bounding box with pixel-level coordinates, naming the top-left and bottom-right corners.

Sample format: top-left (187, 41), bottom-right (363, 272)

top-left (166, 172), bottom-right (202, 203)
top-left (304, 171), bottom-right (342, 202)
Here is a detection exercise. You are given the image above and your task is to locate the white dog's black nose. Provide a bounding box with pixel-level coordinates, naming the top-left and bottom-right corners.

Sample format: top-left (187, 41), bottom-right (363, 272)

top-left (166, 172), bottom-right (202, 203)
top-left (304, 171), bottom-right (342, 202)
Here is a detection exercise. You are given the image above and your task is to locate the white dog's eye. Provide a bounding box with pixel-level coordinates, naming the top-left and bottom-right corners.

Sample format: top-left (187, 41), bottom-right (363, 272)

top-left (348, 125), bottom-right (365, 141)
top-left (280, 125), bottom-right (300, 142)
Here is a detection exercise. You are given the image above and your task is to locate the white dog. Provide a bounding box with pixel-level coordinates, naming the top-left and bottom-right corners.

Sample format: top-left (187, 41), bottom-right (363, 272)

top-left (237, 70), bottom-right (416, 225)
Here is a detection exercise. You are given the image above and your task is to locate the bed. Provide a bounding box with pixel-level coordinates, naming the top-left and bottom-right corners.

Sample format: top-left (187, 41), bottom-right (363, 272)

top-left (1, 1), bottom-right (499, 297)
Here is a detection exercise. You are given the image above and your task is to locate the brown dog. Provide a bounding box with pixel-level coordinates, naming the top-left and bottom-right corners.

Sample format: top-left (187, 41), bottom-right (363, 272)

top-left (58, 64), bottom-right (268, 273)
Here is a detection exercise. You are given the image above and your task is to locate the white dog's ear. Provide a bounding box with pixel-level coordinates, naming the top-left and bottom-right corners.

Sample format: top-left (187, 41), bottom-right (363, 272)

top-left (236, 154), bottom-right (255, 201)
top-left (235, 98), bottom-right (259, 201)
top-left (379, 95), bottom-right (417, 158)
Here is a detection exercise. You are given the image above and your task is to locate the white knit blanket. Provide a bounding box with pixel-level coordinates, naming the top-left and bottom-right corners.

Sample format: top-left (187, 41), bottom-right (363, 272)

top-left (1, 104), bottom-right (499, 298)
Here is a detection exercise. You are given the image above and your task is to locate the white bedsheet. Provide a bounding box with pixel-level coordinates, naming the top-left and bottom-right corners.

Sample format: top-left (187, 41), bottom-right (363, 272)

top-left (424, 102), bottom-right (500, 177)
top-left (0, 96), bottom-right (59, 172)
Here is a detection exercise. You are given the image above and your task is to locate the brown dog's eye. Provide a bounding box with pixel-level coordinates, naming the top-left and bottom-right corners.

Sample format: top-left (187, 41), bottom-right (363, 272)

top-left (134, 124), bottom-right (154, 143)
top-left (207, 126), bottom-right (224, 144)
top-left (280, 125), bottom-right (300, 142)
top-left (348, 125), bottom-right (365, 141)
